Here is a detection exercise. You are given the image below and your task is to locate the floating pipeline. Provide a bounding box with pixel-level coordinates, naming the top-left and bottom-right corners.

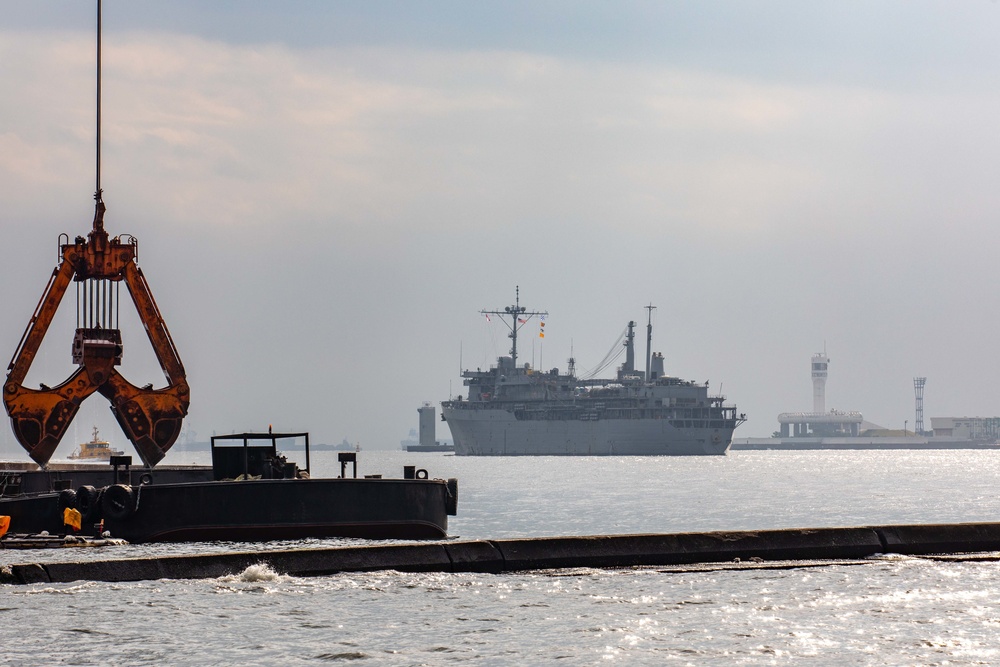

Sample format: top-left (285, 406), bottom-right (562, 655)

top-left (5, 522), bottom-right (1000, 585)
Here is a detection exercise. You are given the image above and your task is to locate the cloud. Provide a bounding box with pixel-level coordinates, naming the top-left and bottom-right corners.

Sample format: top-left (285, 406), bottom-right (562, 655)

top-left (12, 28), bottom-right (1000, 253)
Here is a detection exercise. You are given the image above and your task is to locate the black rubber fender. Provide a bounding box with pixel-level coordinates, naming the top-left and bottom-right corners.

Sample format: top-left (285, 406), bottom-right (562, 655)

top-left (57, 488), bottom-right (77, 512)
top-left (101, 484), bottom-right (136, 521)
top-left (446, 478), bottom-right (458, 516)
top-left (75, 485), bottom-right (101, 522)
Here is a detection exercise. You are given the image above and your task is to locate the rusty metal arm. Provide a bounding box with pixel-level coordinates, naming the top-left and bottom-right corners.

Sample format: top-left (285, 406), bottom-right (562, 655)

top-left (6, 260), bottom-right (76, 385)
top-left (99, 261), bottom-right (189, 467)
top-left (1, 259), bottom-right (103, 466)
top-left (123, 262), bottom-right (185, 385)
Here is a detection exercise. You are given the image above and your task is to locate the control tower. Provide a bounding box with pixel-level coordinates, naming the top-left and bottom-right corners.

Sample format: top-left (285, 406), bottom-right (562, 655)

top-left (777, 350), bottom-right (862, 437)
top-left (812, 352), bottom-right (829, 414)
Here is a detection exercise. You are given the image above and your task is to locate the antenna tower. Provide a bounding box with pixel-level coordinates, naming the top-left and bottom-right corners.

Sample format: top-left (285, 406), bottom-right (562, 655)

top-left (914, 377), bottom-right (926, 435)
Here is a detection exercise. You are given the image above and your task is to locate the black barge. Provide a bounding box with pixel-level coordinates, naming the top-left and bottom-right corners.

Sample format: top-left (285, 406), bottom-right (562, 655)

top-left (0, 431), bottom-right (457, 543)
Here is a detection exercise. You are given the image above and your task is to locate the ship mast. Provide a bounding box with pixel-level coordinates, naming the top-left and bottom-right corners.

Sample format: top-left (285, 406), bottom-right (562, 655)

top-left (644, 304), bottom-right (656, 381)
top-left (482, 286), bottom-right (547, 370)
top-left (623, 321), bottom-right (636, 375)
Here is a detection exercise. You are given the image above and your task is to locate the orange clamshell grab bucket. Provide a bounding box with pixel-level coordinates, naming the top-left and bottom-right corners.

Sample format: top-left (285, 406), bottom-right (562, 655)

top-left (4, 5), bottom-right (189, 468)
top-left (0, 515), bottom-right (10, 539)
top-left (3, 201), bottom-right (189, 467)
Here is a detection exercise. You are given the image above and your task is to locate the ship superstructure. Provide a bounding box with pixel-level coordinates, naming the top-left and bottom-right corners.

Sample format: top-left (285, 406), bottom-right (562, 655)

top-left (441, 290), bottom-right (745, 455)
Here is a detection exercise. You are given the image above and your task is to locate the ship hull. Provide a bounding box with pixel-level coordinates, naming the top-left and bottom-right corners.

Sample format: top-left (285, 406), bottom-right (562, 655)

top-left (443, 407), bottom-right (732, 456)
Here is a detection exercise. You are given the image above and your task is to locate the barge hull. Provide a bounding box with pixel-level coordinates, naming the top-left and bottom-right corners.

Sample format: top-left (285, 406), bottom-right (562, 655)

top-left (1, 477), bottom-right (454, 543)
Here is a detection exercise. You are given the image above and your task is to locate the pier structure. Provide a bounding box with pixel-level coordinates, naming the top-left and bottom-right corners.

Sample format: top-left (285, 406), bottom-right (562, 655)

top-left (734, 352), bottom-right (1000, 450)
top-left (777, 410), bottom-right (863, 437)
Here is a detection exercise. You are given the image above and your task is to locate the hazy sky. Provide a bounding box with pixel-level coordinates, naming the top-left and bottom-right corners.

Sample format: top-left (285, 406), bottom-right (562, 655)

top-left (2, 1), bottom-right (999, 457)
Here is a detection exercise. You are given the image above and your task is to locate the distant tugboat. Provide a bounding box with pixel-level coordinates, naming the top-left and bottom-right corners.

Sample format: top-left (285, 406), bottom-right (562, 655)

top-left (68, 427), bottom-right (125, 461)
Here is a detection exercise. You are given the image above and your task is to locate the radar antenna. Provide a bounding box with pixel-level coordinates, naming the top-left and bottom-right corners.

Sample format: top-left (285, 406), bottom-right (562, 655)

top-left (481, 286), bottom-right (548, 369)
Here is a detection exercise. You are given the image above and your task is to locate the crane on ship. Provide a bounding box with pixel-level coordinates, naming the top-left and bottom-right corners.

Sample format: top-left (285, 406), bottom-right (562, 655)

top-left (3, 1), bottom-right (189, 468)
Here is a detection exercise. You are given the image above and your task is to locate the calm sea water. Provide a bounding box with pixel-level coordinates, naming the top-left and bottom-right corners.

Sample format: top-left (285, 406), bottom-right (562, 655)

top-left (5, 449), bottom-right (1000, 665)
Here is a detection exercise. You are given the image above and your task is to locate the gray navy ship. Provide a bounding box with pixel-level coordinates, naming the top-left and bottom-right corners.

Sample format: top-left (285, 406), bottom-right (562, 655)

top-left (441, 290), bottom-right (745, 456)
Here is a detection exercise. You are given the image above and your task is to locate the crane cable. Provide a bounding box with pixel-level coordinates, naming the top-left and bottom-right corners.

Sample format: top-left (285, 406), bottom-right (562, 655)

top-left (579, 327), bottom-right (627, 380)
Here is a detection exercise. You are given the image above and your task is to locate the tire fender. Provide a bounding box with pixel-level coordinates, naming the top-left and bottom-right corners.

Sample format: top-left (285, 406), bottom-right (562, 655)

top-left (75, 485), bottom-right (101, 523)
top-left (445, 478), bottom-right (458, 516)
top-left (101, 484), bottom-right (136, 521)
top-left (58, 488), bottom-right (77, 511)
